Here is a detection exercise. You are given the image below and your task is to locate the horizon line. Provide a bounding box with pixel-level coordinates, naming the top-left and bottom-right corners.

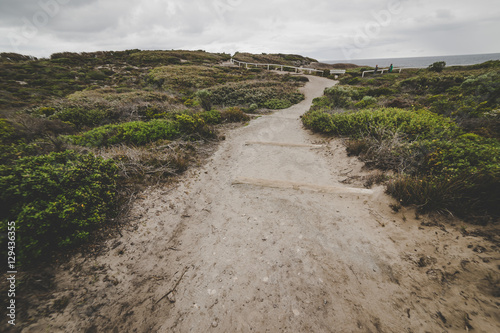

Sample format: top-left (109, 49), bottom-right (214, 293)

top-left (320, 51), bottom-right (500, 63)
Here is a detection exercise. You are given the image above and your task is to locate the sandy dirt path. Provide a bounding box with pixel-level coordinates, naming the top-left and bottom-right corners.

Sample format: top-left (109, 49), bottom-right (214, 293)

top-left (22, 76), bottom-right (499, 333)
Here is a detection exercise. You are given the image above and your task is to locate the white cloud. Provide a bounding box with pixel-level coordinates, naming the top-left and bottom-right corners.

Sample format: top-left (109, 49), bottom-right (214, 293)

top-left (0, 0), bottom-right (499, 60)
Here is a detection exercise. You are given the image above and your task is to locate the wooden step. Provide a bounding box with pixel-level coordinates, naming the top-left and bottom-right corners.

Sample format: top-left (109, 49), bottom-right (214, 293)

top-left (245, 141), bottom-right (323, 148)
top-left (232, 177), bottom-right (373, 195)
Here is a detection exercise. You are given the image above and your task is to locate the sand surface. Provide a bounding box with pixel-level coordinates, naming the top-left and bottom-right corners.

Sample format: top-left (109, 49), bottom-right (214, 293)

top-left (19, 76), bottom-right (500, 333)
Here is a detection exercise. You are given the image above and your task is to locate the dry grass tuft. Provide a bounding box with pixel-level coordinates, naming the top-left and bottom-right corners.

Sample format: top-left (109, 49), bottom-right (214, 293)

top-left (96, 142), bottom-right (193, 185)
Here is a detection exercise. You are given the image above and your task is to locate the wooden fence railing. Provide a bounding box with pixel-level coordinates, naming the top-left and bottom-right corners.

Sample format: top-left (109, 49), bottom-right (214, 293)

top-left (362, 68), bottom-right (403, 77)
top-left (230, 58), bottom-right (325, 75)
top-left (231, 58), bottom-right (403, 78)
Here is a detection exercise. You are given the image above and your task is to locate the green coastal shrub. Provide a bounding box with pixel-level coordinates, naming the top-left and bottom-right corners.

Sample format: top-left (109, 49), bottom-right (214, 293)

top-left (460, 72), bottom-right (500, 107)
top-left (196, 89), bottom-right (212, 111)
top-left (248, 103), bottom-right (259, 112)
top-left (86, 70), bottom-right (108, 80)
top-left (397, 134), bottom-right (500, 215)
top-left (399, 75), bottom-right (465, 95)
top-left (68, 109), bottom-right (250, 147)
top-left (51, 107), bottom-right (111, 129)
top-left (263, 99), bottom-right (292, 109)
top-left (302, 108), bottom-right (458, 140)
top-left (147, 65), bottom-right (241, 91)
top-left (310, 85), bottom-right (371, 110)
top-left (199, 109), bottom-right (222, 124)
top-left (37, 107), bottom-right (57, 117)
top-left (387, 171), bottom-right (499, 217)
top-left (420, 133), bottom-right (500, 177)
top-left (366, 87), bottom-right (396, 97)
top-left (322, 86), bottom-right (357, 108)
top-left (354, 96), bottom-right (377, 108)
top-left (175, 113), bottom-right (211, 136)
top-left (0, 119), bottom-right (18, 163)
top-left (143, 104), bottom-right (168, 120)
top-left (283, 75), bottom-right (309, 83)
top-left (209, 82), bottom-right (304, 108)
top-left (301, 110), bottom-right (336, 133)
top-left (0, 151), bottom-right (118, 265)
top-left (310, 96), bottom-right (334, 111)
top-left (428, 61), bottom-right (446, 72)
top-left (0, 119), bottom-right (15, 143)
top-left (68, 119), bottom-right (181, 147)
top-left (221, 107), bottom-right (250, 122)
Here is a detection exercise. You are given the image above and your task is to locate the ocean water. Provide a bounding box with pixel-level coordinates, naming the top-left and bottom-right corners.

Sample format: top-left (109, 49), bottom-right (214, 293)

top-left (324, 53), bottom-right (500, 68)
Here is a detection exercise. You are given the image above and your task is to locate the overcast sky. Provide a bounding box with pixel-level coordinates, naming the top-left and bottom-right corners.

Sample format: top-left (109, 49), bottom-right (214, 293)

top-left (1, 0), bottom-right (499, 61)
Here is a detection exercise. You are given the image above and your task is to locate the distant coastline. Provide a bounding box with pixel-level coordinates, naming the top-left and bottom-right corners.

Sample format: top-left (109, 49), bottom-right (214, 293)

top-left (323, 52), bottom-right (500, 68)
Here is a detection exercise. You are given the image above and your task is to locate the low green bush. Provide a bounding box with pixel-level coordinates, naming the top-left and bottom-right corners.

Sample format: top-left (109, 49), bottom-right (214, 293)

top-left (68, 108), bottom-right (250, 147)
top-left (68, 119), bottom-right (181, 147)
top-left (263, 99), bottom-right (293, 109)
top-left (310, 96), bottom-right (333, 111)
top-left (143, 104), bottom-right (169, 120)
top-left (367, 87), bottom-right (396, 97)
top-left (283, 75), bottom-right (309, 83)
top-left (322, 86), bottom-right (357, 108)
top-left (86, 70), bottom-right (108, 80)
top-left (354, 96), bottom-right (377, 108)
top-left (428, 61), bottom-right (446, 72)
top-left (0, 119), bottom-right (19, 163)
top-left (303, 108), bottom-right (458, 140)
top-left (199, 109), bottom-right (222, 124)
top-left (209, 81), bottom-right (304, 108)
top-left (248, 103), bottom-right (259, 112)
top-left (196, 89), bottom-right (212, 111)
top-left (147, 65), bottom-right (238, 91)
top-left (51, 107), bottom-right (111, 129)
top-left (420, 133), bottom-right (500, 177)
top-left (175, 114), bottom-right (212, 136)
top-left (427, 94), bottom-right (456, 115)
top-left (0, 151), bottom-right (117, 265)
top-left (387, 171), bottom-right (499, 218)
top-left (460, 71), bottom-right (500, 107)
top-left (310, 85), bottom-right (371, 110)
top-left (399, 74), bottom-right (465, 95)
top-left (0, 119), bottom-right (15, 143)
top-left (220, 107), bottom-right (250, 122)
top-left (387, 175), bottom-right (469, 213)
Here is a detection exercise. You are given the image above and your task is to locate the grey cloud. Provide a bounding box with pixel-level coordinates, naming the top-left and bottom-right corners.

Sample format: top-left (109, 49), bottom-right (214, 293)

top-left (0, 0), bottom-right (98, 25)
top-left (436, 9), bottom-right (454, 19)
top-left (0, 0), bottom-right (499, 60)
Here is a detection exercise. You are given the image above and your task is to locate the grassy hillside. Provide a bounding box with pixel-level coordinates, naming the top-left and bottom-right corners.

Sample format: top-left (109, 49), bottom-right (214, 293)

top-left (0, 50), bottom-right (232, 112)
top-left (232, 52), bottom-right (317, 66)
top-left (303, 61), bottom-right (500, 222)
top-left (0, 50), bottom-right (309, 266)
